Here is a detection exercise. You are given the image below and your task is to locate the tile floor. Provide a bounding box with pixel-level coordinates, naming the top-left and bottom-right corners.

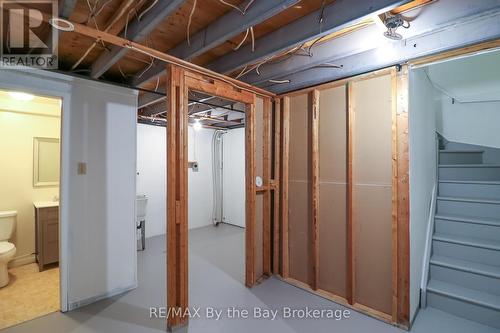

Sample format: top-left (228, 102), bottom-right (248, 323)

top-left (0, 263), bottom-right (59, 329)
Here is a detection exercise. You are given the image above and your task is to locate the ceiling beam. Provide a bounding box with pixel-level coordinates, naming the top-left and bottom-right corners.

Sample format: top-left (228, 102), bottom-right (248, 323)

top-left (59, 0), bottom-right (77, 18)
top-left (242, 0), bottom-right (500, 86)
top-left (90, 0), bottom-right (185, 79)
top-left (206, 0), bottom-right (412, 75)
top-left (265, 8), bottom-right (500, 94)
top-left (131, 0), bottom-right (300, 87)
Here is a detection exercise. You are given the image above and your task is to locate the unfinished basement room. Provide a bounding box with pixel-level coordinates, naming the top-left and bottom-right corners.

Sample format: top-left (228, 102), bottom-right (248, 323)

top-left (0, 0), bottom-right (499, 332)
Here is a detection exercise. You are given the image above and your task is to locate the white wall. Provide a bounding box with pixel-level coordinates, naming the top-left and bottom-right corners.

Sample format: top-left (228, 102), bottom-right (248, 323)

top-left (0, 99), bottom-right (60, 267)
top-left (136, 124), bottom-right (215, 232)
top-left (188, 127), bottom-right (215, 229)
top-left (0, 68), bottom-right (138, 311)
top-left (222, 128), bottom-right (246, 227)
top-left (136, 124), bottom-right (166, 237)
top-left (409, 69), bottom-right (439, 322)
top-left (437, 97), bottom-right (500, 149)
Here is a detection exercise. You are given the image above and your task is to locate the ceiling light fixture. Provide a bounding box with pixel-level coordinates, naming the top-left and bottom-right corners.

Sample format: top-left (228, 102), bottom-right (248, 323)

top-left (382, 14), bottom-right (410, 41)
top-left (8, 91), bottom-right (35, 101)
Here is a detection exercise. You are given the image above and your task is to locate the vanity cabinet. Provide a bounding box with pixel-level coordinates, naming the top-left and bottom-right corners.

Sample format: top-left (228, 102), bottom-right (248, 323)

top-left (34, 205), bottom-right (59, 271)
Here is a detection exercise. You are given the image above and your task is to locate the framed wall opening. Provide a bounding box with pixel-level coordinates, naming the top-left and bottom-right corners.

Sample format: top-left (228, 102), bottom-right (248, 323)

top-left (165, 64), bottom-right (277, 330)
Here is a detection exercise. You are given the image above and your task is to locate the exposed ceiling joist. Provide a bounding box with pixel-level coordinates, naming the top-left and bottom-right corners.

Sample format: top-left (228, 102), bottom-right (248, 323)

top-left (138, 91), bottom-right (166, 108)
top-left (266, 8), bottom-right (500, 94)
top-left (206, 0), bottom-right (412, 75)
top-left (90, 0), bottom-right (185, 79)
top-left (131, 0), bottom-right (300, 87)
top-left (243, 0), bottom-right (500, 86)
top-left (59, 0), bottom-right (77, 18)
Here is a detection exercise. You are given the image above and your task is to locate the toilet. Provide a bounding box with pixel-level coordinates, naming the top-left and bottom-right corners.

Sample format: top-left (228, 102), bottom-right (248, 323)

top-left (0, 211), bottom-right (17, 288)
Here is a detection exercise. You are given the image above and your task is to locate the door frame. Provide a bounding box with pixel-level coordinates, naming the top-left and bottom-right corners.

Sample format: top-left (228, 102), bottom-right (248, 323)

top-left (165, 64), bottom-right (275, 330)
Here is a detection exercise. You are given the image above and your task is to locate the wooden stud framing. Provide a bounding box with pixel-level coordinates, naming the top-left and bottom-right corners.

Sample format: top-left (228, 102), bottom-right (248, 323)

top-left (272, 98), bottom-right (281, 275)
top-left (245, 99), bottom-right (257, 288)
top-left (166, 63), bottom-right (272, 330)
top-left (263, 98), bottom-right (272, 276)
top-left (310, 90), bottom-right (320, 290)
top-left (280, 96), bottom-right (290, 279)
top-left (391, 69), bottom-right (399, 323)
top-left (166, 64), bottom-right (188, 330)
top-left (396, 65), bottom-right (410, 327)
top-left (277, 67), bottom-right (410, 328)
top-left (346, 82), bottom-right (355, 305)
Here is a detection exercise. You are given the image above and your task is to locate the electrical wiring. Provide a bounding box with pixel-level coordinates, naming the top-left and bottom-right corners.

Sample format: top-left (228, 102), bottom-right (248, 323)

top-left (234, 28), bottom-right (249, 51)
top-left (138, 0), bottom-right (158, 21)
top-left (187, 0), bottom-right (197, 46)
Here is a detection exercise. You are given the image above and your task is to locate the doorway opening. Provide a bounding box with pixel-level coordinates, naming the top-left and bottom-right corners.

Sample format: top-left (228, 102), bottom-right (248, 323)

top-left (187, 90), bottom-right (247, 283)
top-left (0, 89), bottom-right (62, 329)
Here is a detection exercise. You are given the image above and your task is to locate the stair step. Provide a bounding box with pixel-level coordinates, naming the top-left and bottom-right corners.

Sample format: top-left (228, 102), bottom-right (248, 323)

top-left (431, 255), bottom-right (500, 279)
top-left (433, 233), bottom-right (500, 251)
top-left (430, 256), bottom-right (500, 296)
top-left (439, 164), bottom-right (500, 181)
top-left (435, 216), bottom-right (500, 242)
top-left (437, 196), bottom-right (500, 219)
top-left (439, 150), bottom-right (484, 164)
top-left (435, 214), bottom-right (500, 227)
top-left (438, 181), bottom-right (500, 200)
top-left (428, 279), bottom-right (500, 311)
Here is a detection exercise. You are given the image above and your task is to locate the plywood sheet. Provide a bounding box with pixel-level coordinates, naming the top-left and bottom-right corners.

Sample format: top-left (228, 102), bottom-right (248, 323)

top-left (288, 94), bottom-right (312, 284)
top-left (353, 74), bottom-right (393, 315)
top-left (318, 86), bottom-right (347, 297)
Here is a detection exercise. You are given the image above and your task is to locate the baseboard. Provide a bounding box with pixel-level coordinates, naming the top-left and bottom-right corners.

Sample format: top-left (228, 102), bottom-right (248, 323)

top-left (68, 283), bottom-right (138, 311)
top-left (8, 254), bottom-right (36, 268)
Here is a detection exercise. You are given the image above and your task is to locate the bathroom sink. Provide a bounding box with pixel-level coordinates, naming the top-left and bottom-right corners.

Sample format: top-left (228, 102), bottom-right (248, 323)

top-left (33, 201), bottom-right (59, 208)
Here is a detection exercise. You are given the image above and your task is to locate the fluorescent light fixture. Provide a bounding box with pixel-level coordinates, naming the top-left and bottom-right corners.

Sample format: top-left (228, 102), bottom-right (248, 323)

top-left (193, 119), bottom-right (202, 131)
top-left (8, 91), bottom-right (35, 101)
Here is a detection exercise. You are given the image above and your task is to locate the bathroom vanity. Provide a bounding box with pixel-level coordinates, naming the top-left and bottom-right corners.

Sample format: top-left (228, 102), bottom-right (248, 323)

top-left (33, 202), bottom-right (59, 271)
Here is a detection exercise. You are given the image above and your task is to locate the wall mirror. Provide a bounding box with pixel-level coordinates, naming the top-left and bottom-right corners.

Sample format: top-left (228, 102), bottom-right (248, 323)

top-left (33, 137), bottom-right (60, 187)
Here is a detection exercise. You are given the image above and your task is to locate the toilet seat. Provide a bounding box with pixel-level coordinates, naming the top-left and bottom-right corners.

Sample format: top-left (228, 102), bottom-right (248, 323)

top-left (0, 242), bottom-right (15, 256)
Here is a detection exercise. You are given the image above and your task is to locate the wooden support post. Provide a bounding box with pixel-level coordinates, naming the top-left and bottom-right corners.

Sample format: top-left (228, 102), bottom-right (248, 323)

top-left (273, 98), bottom-right (281, 275)
top-left (280, 97), bottom-right (290, 278)
top-left (346, 82), bottom-right (355, 305)
top-left (396, 65), bottom-right (410, 328)
top-left (245, 100), bottom-right (256, 287)
top-left (310, 90), bottom-right (320, 290)
top-left (391, 69), bottom-right (399, 323)
top-left (263, 98), bottom-right (272, 276)
top-left (166, 64), bottom-right (188, 330)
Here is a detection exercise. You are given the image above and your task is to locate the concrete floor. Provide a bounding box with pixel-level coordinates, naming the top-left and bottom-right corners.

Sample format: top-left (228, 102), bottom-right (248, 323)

top-left (3, 224), bottom-right (499, 333)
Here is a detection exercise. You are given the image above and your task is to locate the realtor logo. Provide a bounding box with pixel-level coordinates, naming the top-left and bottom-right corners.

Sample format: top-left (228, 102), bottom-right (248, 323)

top-left (0, 0), bottom-right (58, 68)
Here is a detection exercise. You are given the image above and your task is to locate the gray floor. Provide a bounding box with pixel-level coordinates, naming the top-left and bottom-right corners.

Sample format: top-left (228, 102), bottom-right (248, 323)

top-left (3, 224), bottom-right (499, 333)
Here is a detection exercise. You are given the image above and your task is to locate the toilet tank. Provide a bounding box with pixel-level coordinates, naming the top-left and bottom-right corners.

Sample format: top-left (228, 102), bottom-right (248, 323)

top-left (0, 211), bottom-right (17, 241)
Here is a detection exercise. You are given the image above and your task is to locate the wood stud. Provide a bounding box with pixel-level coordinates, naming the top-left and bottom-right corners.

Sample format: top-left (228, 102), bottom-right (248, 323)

top-left (310, 90), bottom-right (320, 290)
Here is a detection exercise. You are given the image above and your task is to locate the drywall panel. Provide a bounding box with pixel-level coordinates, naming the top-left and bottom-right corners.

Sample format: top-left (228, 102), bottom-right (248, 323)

top-left (0, 107), bottom-right (60, 267)
top-left (254, 97), bottom-right (264, 279)
top-left (222, 128), bottom-right (245, 228)
top-left (136, 124), bottom-right (166, 237)
top-left (409, 69), bottom-right (438, 321)
top-left (353, 74), bottom-right (393, 315)
top-left (288, 93), bottom-right (312, 285)
top-left (0, 68), bottom-right (138, 311)
top-left (318, 85), bottom-right (347, 297)
top-left (437, 96), bottom-right (500, 149)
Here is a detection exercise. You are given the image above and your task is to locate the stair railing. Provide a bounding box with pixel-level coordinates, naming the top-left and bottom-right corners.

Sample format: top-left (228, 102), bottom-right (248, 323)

top-left (420, 132), bottom-right (439, 308)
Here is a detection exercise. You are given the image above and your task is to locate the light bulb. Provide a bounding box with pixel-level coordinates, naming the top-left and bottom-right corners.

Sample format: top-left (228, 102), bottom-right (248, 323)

top-left (193, 119), bottom-right (202, 131)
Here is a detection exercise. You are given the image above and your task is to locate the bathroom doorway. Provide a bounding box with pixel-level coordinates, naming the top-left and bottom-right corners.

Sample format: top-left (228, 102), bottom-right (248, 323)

top-left (0, 88), bottom-right (62, 329)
